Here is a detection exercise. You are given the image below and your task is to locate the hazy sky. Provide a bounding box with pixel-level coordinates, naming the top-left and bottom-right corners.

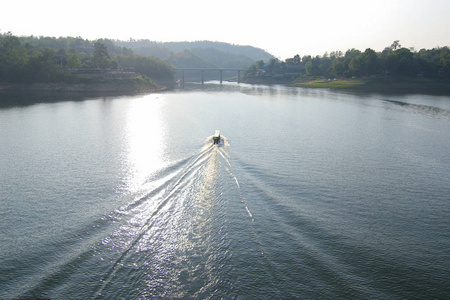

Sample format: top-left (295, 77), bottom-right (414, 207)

top-left (2, 0), bottom-right (449, 59)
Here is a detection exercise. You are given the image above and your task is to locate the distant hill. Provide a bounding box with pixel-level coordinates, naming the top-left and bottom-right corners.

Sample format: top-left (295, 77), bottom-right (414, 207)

top-left (113, 40), bottom-right (274, 69)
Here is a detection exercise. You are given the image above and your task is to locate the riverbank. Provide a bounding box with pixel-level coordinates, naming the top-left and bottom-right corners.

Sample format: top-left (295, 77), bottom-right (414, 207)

top-left (0, 76), bottom-right (170, 93)
top-left (290, 76), bottom-right (450, 94)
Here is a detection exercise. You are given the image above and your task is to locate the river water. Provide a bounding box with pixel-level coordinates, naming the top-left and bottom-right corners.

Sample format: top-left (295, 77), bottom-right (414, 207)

top-left (1, 82), bottom-right (449, 299)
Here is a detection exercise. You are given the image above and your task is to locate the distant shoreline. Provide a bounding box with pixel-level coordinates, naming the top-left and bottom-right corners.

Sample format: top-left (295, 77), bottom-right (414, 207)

top-left (289, 76), bottom-right (450, 94)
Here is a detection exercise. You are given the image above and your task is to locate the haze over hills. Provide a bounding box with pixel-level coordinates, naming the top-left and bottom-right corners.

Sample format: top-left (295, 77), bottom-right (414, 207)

top-left (14, 35), bottom-right (274, 69)
top-left (113, 40), bottom-right (275, 69)
top-left (112, 40), bottom-right (275, 81)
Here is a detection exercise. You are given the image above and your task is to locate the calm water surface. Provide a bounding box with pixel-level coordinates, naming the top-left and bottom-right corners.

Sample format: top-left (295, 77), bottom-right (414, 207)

top-left (1, 82), bottom-right (449, 299)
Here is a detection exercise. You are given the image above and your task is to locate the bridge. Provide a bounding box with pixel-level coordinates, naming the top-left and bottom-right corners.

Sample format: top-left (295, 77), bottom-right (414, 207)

top-left (173, 68), bottom-right (246, 87)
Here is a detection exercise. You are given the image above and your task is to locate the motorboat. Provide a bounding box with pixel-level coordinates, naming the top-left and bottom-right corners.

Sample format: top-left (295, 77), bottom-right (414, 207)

top-left (213, 130), bottom-right (221, 144)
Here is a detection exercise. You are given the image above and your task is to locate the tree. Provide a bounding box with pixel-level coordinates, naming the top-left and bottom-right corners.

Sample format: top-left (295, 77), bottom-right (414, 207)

top-left (345, 48), bottom-right (362, 58)
top-left (302, 55), bottom-right (312, 64)
top-left (390, 40), bottom-right (401, 51)
top-left (92, 41), bottom-right (110, 68)
top-left (440, 47), bottom-right (450, 76)
top-left (0, 35), bottom-right (28, 81)
top-left (319, 55), bottom-right (332, 76)
top-left (27, 49), bottom-right (59, 82)
top-left (67, 53), bottom-right (81, 69)
top-left (256, 60), bottom-right (265, 69)
top-left (358, 48), bottom-right (378, 75)
top-left (396, 48), bottom-right (414, 75)
top-left (305, 57), bottom-right (321, 76)
top-left (385, 47), bottom-right (414, 75)
top-left (267, 58), bottom-right (281, 76)
top-left (330, 51), bottom-right (343, 58)
top-left (286, 54), bottom-right (301, 66)
top-left (343, 48), bottom-right (361, 76)
top-left (331, 58), bottom-right (345, 76)
top-left (348, 56), bottom-right (364, 76)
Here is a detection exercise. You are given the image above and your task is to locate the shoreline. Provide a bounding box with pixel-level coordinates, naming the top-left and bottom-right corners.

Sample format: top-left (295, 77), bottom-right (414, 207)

top-left (0, 82), bottom-right (169, 93)
top-left (291, 77), bottom-right (450, 95)
top-left (245, 76), bottom-right (450, 95)
top-left (3, 76), bottom-right (450, 96)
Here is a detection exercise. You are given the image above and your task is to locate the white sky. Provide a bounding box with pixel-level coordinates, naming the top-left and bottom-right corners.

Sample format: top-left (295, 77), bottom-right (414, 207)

top-left (2, 0), bottom-right (449, 59)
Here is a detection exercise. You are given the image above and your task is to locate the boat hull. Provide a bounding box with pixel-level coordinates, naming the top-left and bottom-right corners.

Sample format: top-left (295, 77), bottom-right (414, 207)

top-left (213, 130), bottom-right (221, 144)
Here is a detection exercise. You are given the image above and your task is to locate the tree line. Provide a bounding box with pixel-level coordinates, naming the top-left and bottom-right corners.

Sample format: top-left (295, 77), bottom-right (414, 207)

top-left (245, 41), bottom-right (450, 80)
top-left (0, 34), bottom-right (174, 84)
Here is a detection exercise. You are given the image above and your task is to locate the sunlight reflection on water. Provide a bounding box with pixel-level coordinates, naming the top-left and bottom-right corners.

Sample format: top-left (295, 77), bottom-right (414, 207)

top-left (124, 95), bottom-right (167, 193)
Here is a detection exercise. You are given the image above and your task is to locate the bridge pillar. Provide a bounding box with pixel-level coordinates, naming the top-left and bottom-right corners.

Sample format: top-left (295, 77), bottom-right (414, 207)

top-left (220, 70), bottom-right (223, 84)
top-left (182, 70), bottom-right (185, 88)
top-left (201, 70), bottom-right (204, 87)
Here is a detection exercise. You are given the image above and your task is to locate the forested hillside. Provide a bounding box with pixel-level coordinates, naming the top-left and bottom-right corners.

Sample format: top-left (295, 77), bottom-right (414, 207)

top-left (114, 40), bottom-right (274, 69)
top-left (0, 34), bottom-right (173, 86)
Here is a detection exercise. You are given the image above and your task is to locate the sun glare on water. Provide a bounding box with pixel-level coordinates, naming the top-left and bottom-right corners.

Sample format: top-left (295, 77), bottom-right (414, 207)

top-left (123, 95), bottom-right (167, 192)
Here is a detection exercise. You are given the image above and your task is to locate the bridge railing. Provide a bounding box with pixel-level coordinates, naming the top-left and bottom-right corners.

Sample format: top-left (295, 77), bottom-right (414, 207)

top-left (173, 68), bottom-right (245, 86)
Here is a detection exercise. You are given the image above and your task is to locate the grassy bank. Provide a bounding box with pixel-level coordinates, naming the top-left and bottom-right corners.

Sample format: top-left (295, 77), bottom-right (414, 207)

top-left (291, 76), bottom-right (450, 94)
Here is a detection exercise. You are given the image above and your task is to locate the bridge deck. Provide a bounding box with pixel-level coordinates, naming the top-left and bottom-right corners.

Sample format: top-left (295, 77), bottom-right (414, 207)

top-left (173, 68), bottom-right (245, 71)
top-left (174, 68), bottom-right (244, 86)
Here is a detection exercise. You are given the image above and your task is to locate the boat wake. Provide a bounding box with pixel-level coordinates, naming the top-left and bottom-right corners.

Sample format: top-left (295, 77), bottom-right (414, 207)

top-left (13, 134), bottom-right (268, 299)
top-left (91, 138), bottom-right (234, 298)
